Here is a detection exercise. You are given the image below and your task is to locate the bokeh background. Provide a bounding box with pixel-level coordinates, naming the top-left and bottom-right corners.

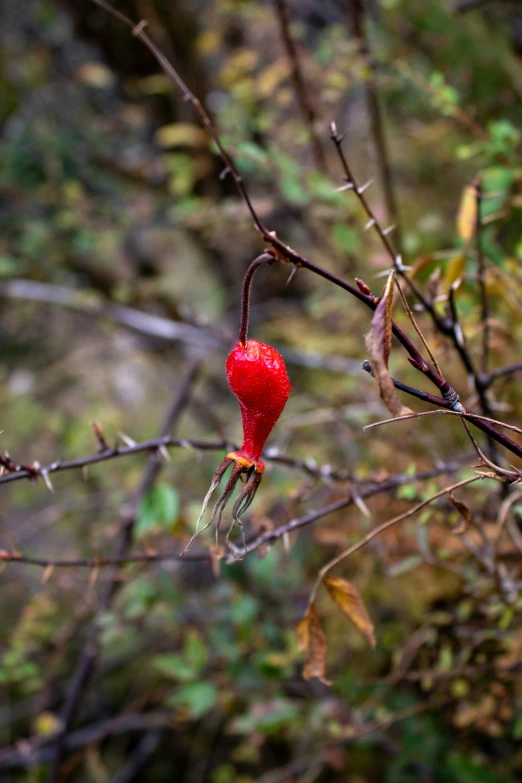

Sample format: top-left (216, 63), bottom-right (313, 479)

top-left (2, 0), bottom-right (522, 781)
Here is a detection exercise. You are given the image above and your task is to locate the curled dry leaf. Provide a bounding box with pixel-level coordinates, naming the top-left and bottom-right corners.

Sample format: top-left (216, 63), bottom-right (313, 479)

top-left (449, 494), bottom-right (472, 535)
top-left (365, 271), bottom-right (413, 418)
top-left (324, 576), bottom-right (376, 649)
top-left (297, 603), bottom-right (331, 685)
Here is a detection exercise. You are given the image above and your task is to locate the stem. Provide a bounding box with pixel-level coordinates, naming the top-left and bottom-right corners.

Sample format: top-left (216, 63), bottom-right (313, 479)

top-left (273, 0), bottom-right (327, 172)
top-left (349, 0), bottom-right (402, 250)
top-left (476, 176), bottom-right (489, 375)
top-left (238, 253), bottom-right (275, 345)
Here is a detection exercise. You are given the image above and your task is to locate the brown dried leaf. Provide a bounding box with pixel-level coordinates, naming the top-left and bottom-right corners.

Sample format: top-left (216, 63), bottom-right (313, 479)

top-left (365, 272), bottom-right (413, 418)
top-left (449, 494), bottom-right (472, 535)
top-left (297, 603), bottom-right (331, 684)
top-left (324, 577), bottom-right (376, 648)
top-left (457, 183), bottom-right (477, 243)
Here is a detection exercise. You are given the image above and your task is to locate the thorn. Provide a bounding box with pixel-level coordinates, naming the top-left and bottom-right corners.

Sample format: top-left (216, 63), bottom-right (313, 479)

top-left (91, 421), bottom-right (109, 451)
top-left (334, 182), bottom-right (354, 192)
top-left (119, 432), bottom-right (137, 447)
top-left (395, 254), bottom-right (406, 271)
top-left (180, 439), bottom-right (196, 451)
top-left (357, 179), bottom-right (374, 195)
top-left (382, 225), bottom-right (396, 236)
top-left (82, 465), bottom-right (89, 482)
top-left (219, 166), bottom-right (230, 181)
top-left (283, 531), bottom-right (291, 552)
top-left (41, 470), bottom-right (55, 494)
top-left (329, 120), bottom-right (337, 137)
top-left (286, 266), bottom-right (297, 286)
top-left (352, 491), bottom-right (372, 518)
top-left (364, 218), bottom-right (376, 231)
top-left (159, 445), bottom-right (170, 462)
top-left (88, 566), bottom-right (101, 594)
top-left (42, 564), bottom-right (55, 584)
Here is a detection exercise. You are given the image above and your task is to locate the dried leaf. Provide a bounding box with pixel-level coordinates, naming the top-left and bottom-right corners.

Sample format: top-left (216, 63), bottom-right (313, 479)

top-left (297, 603), bottom-right (330, 684)
top-left (365, 272), bottom-right (413, 418)
top-left (443, 254), bottom-right (467, 293)
top-left (457, 184), bottom-right (477, 243)
top-left (324, 577), bottom-right (376, 648)
top-left (449, 494), bottom-right (472, 535)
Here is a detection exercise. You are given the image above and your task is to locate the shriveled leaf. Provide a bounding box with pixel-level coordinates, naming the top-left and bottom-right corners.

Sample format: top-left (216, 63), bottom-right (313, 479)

top-left (449, 494), bottom-right (472, 535)
top-left (365, 272), bottom-right (413, 418)
top-left (457, 183), bottom-right (477, 243)
top-left (324, 577), bottom-right (376, 648)
top-left (296, 603), bottom-right (330, 684)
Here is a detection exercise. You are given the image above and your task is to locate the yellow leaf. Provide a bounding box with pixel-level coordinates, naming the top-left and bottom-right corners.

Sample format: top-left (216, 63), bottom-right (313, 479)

top-left (155, 123), bottom-right (209, 149)
top-left (257, 59), bottom-right (291, 98)
top-left (324, 577), bottom-right (376, 648)
top-left (442, 255), bottom-right (467, 293)
top-left (457, 183), bottom-right (477, 243)
top-left (34, 711), bottom-right (62, 737)
top-left (364, 272), bottom-right (413, 418)
top-left (297, 603), bottom-right (331, 684)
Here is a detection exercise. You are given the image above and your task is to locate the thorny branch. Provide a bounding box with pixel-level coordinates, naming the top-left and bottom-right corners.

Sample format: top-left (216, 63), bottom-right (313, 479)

top-left (88, 1), bottom-right (521, 463)
top-left (2, 458), bottom-right (472, 570)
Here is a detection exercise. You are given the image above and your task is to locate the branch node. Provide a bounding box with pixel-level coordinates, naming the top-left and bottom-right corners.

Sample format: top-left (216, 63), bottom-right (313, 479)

top-left (132, 19), bottom-right (148, 36)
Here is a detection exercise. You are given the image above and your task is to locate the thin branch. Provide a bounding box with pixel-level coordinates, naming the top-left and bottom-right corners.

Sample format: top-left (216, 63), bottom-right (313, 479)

top-left (272, 0), bottom-right (327, 171)
top-left (309, 474), bottom-right (485, 603)
top-left (1, 461), bottom-right (471, 571)
top-left (0, 437), bottom-right (228, 487)
top-left (363, 408), bottom-right (522, 438)
top-left (227, 457), bottom-right (474, 561)
top-left (0, 438), bottom-right (361, 489)
top-left (486, 360), bottom-right (522, 386)
top-left (0, 549), bottom-right (210, 569)
top-left (475, 176), bottom-right (489, 375)
top-left (348, 0), bottom-right (402, 249)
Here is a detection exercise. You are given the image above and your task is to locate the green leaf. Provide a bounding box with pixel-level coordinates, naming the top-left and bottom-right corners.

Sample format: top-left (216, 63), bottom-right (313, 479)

top-left (136, 484), bottom-right (179, 538)
top-left (184, 631), bottom-right (208, 671)
top-left (166, 682), bottom-right (218, 719)
top-left (332, 223), bottom-right (358, 252)
top-left (153, 653), bottom-right (197, 683)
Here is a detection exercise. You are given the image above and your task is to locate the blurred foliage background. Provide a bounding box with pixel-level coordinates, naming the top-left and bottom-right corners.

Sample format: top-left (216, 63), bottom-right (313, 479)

top-left (2, 0), bottom-right (522, 781)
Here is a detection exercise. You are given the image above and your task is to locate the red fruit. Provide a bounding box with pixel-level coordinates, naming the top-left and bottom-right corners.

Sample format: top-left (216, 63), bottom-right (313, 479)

top-left (184, 337), bottom-right (290, 556)
top-left (226, 340), bottom-right (291, 471)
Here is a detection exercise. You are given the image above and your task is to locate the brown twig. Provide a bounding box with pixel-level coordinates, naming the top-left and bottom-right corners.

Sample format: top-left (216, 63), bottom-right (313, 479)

top-left (348, 0), bottom-right (402, 250)
top-left (238, 253), bottom-right (275, 345)
top-left (475, 176), bottom-right (490, 376)
top-left (272, 0), bottom-right (327, 171)
top-left (226, 457), bottom-right (474, 561)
